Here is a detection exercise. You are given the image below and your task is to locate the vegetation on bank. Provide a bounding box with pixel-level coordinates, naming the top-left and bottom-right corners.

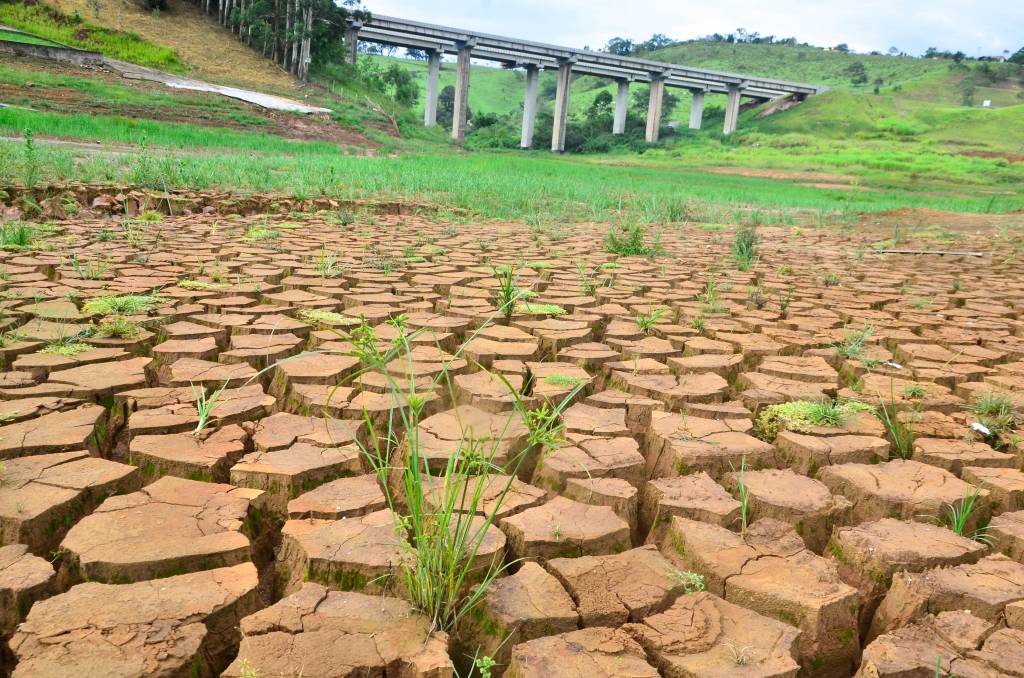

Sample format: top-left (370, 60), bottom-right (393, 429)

top-left (2, 125), bottom-right (1022, 224)
top-left (0, 0), bottom-right (184, 70)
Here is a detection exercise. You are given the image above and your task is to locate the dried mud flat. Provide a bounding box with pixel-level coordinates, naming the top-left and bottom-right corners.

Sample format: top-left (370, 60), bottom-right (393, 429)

top-left (1, 195), bottom-right (1024, 678)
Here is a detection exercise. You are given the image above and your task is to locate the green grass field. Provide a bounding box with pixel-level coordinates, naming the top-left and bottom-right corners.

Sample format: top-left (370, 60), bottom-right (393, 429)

top-left (1, 6), bottom-right (1022, 228)
top-left (0, 28), bottom-right (61, 46)
top-left (2, 111), bottom-right (1021, 225)
top-left (366, 42), bottom-right (1024, 155)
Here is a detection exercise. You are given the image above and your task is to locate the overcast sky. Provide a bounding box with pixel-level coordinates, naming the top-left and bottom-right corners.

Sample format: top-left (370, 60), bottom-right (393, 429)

top-left (362, 0), bottom-right (1023, 57)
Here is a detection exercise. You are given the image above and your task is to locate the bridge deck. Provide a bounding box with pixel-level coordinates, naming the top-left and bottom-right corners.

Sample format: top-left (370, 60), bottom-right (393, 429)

top-left (356, 15), bottom-right (821, 99)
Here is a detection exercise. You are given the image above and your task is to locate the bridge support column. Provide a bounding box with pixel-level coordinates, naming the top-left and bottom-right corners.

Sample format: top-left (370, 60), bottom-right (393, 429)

top-left (613, 79), bottom-right (629, 134)
top-left (551, 59), bottom-right (573, 152)
top-left (452, 41), bottom-right (473, 142)
top-left (723, 85), bottom-right (741, 135)
top-left (689, 90), bottom-right (705, 129)
top-left (344, 22), bottom-right (361, 65)
top-left (520, 65), bottom-right (540, 149)
top-left (423, 49), bottom-right (441, 127)
top-left (645, 78), bottom-right (665, 143)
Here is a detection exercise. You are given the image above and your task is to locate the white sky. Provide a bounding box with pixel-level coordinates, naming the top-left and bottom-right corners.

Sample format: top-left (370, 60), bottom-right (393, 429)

top-left (362, 0), bottom-right (1023, 57)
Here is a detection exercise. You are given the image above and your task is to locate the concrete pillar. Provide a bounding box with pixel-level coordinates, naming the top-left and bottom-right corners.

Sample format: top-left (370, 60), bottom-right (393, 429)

top-left (689, 90), bottom-right (705, 130)
top-left (520, 65), bottom-right (540, 149)
top-left (613, 79), bottom-right (629, 134)
top-left (723, 85), bottom-right (742, 135)
top-left (551, 59), bottom-right (573, 152)
top-left (423, 50), bottom-right (441, 127)
top-left (344, 22), bottom-right (361, 65)
top-left (451, 41), bottom-right (473, 142)
top-left (645, 78), bottom-right (665, 143)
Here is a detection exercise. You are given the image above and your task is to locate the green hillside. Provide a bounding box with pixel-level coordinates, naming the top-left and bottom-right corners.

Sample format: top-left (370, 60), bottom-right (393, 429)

top-left (367, 40), bottom-right (1024, 156)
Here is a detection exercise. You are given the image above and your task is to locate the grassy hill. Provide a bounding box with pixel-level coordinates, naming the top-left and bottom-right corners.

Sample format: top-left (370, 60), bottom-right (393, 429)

top-left (0, 1), bottom-right (1021, 222)
top-left (369, 40), bottom-right (1024, 155)
top-left (1, 0), bottom-right (297, 91)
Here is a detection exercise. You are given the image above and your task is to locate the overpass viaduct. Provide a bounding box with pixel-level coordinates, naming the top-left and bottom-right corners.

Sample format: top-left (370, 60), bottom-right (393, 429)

top-left (344, 15), bottom-right (823, 152)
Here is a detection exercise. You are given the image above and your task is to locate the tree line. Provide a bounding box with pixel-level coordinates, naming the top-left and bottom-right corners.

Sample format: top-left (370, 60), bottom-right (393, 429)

top-left (176, 0), bottom-right (368, 80)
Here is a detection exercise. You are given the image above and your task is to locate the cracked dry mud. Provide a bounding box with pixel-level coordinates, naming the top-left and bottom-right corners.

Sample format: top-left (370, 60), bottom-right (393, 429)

top-left (1, 198), bottom-right (1024, 677)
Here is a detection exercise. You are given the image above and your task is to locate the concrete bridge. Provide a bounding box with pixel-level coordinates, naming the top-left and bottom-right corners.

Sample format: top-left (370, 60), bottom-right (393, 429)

top-left (344, 15), bottom-right (823, 151)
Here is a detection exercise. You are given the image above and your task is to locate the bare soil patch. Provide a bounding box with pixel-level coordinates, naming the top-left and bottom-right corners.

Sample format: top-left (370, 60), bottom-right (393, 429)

top-left (1, 193), bottom-right (1023, 676)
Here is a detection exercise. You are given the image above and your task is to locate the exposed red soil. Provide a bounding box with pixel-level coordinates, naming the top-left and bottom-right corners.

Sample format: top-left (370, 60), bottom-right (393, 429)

top-left (1, 191), bottom-right (1023, 677)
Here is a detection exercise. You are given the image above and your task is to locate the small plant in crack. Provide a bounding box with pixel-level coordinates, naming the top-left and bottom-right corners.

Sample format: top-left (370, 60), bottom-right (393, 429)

top-left (69, 254), bottom-right (110, 280)
top-left (726, 643), bottom-right (754, 666)
top-left (314, 246), bottom-right (344, 278)
top-left (191, 381), bottom-right (228, 435)
top-left (834, 324), bottom-right (875, 360)
top-left (941, 484), bottom-right (992, 545)
top-left (493, 266), bottom-right (522, 324)
top-left (732, 224), bottom-right (758, 271)
top-left (668, 567), bottom-right (706, 593)
top-left (970, 392), bottom-right (1020, 447)
top-left (877, 390), bottom-right (917, 460)
top-left (747, 285), bottom-right (768, 310)
top-left (735, 456), bottom-right (750, 534)
top-left (633, 308), bottom-right (669, 335)
top-left (902, 384), bottom-right (927, 400)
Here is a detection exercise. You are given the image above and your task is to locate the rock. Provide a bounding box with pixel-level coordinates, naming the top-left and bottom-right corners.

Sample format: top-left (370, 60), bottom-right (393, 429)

top-left (455, 562), bottom-right (577, 670)
top-left (0, 451), bottom-right (141, 557)
top-left (546, 545), bottom-right (683, 626)
top-left (276, 509), bottom-right (407, 596)
top-left (507, 627), bottom-right (659, 677)
top-left (776, 431), bottom-right (890, 475)
top-left (659, 517), bottom-right (861, 676)
top-left (827, 518), bottom-right (987, 636)
top-left (223, 584), bottom-right (453, 678)
top-left (721, 468), bottom-right (852, 553)
top-left (129, 423), bottom-right (249, 482)
top-left (0, 544), bottom-right (55, 635)
top-left (9, 563), bottom-right (259, 677)
top-left (646, 411), bottom-right (777, 479)
top-left (501, 496), bottom-right (631, 561)
top-left (250, 412), bottom-right (362, 452)
top-left (59, 476), bottom-right (267, 584)
top-left (0, 405), bottom-right (106, 459)
top-left (230, 442), bottom-right (363, 511)
top-left (638, 473), bottom-right (741, 542)
top-left (870, 554), bottom-right (1024, 641)
top-left (287, 474), bottom-right (386, 520)
top-left (818, 459), bottom-right (988, 529)
top-left (623, 591), bottom-right (802, 678)
top-left (912, 437), bottom-right (1016, 476)
top-left (532, 435), bottom-right (645, 493)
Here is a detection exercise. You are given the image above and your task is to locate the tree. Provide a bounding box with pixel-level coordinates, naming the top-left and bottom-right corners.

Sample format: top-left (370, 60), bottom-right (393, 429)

top-left (845, 61), bottom-right (868, 84)
top-left (587, 90), bottom-right (614, 123)
top-left (834, 43), bottom-right (850, 53)
top-left (958, 75), bottom-right (976, 106)
top-left (405, 48), bottom-right (427, 60)
top-left (1010, 46), bottom-right (1024, 64)
top-left (436, 85), bottom-right (456, 129)
top-left (638, 33), bottom-right (674, 52)
top-left (187, 0), bottom-right (369, 81)
top-left (604, 37), bottom-right (635, 56)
